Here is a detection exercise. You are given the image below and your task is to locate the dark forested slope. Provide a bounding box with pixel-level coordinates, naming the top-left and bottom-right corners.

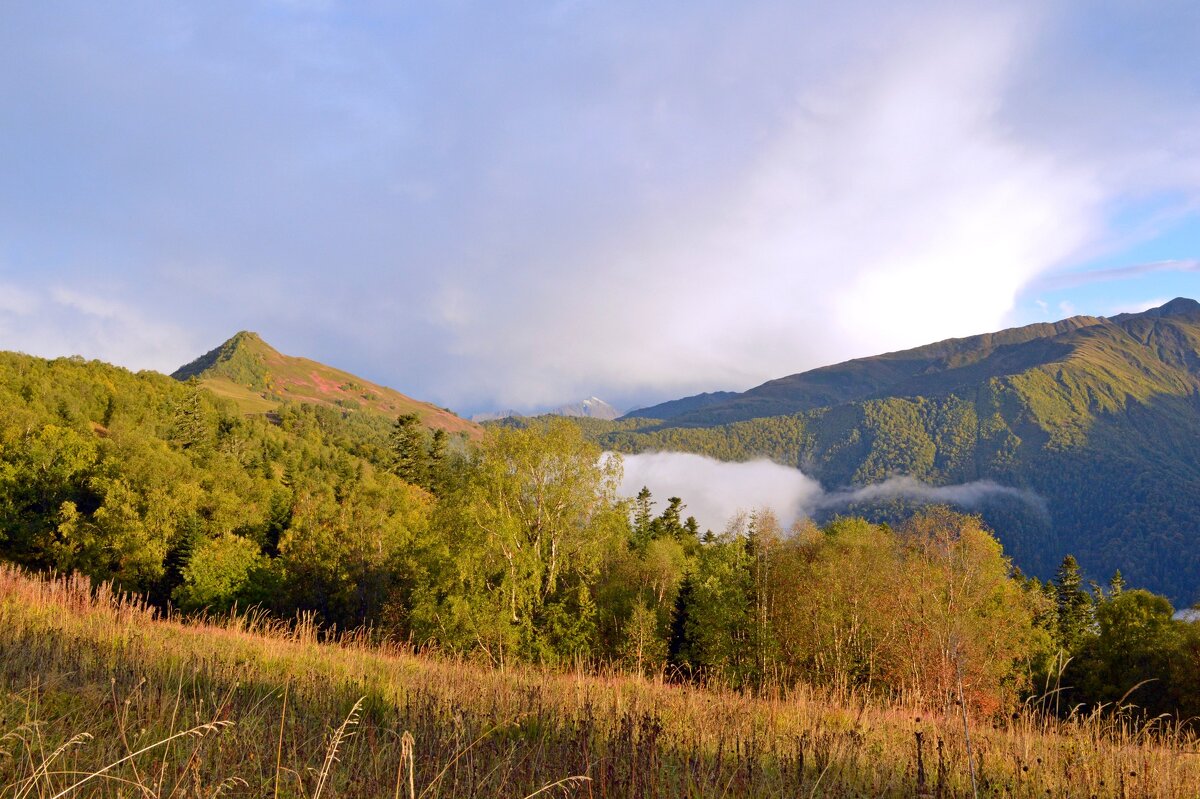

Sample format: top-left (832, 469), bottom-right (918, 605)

top-left (603, 299), bottom-right (1200, 605)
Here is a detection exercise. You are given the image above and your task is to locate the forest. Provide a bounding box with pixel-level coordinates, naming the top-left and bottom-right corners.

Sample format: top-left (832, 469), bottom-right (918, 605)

top-left (0, 350), bottom-right (1198, 725)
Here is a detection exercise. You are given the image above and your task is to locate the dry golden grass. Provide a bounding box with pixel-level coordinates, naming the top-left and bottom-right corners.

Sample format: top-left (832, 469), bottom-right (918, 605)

top-left (1, 563), bottom-right (1197, 797)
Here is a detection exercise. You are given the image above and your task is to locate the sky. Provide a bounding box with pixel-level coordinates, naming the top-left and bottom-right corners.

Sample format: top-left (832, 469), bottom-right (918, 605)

top-left (2, 1), bottom-right (1200, 416)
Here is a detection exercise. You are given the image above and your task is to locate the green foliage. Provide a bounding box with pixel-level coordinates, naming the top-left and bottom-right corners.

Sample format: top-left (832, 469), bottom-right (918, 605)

top-left (173, 532), bottom-right (265, 611)
top-left (172, 330), bottom-right (272, 389)
top-left (669, 508), bottom-right (1048, 708)
top-left (409, 419), bottom-right (626, 665)
top-left (1053, 554), bottom-right (1093, 651)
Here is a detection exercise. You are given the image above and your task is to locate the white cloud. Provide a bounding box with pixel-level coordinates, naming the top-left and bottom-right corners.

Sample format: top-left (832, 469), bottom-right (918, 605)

top-left (618, 452), bottom-right (822, 533)
top-left (617, 452), bottom-right (1046, 534)
top-left (0, 283), bottom-right (196, 373)
top-left (5, 2), bottom-right (1200, 411)
top-left (816, 475), bottom-right (1047, 518)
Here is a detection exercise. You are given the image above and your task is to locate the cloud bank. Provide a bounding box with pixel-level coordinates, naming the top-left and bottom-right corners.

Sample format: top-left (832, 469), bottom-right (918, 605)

top-left (618, 452), bottom-right (1044, 534)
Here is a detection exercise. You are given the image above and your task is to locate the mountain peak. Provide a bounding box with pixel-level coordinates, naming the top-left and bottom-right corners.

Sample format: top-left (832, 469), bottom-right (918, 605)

top-left (171, 331), bottom-right (276, 386)
top-left (171, 333), bottom-right (481, 437)
top-left (555, 397), bottom-right (620, 419)
top-left (226, 330), bottom-right (269, 348)
top-left (1150, 297), bottom-right (1200, 318)
top-left (1110, 297), bottom-right (1200, 323)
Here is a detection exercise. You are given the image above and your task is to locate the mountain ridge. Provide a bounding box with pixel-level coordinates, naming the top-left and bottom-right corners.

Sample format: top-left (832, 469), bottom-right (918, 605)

top-left (172, 331), bottom-right (481, 437)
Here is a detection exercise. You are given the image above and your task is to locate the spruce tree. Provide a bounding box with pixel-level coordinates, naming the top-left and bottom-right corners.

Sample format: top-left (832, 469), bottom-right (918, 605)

top-left (390, 413), bottom-right (428, 487)
top-left (1053, 554), bottom-right (1093, 651)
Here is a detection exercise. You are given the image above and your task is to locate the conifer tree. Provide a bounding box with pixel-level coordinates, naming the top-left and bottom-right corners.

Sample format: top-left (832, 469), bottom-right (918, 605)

top-left (1053, 554), bottom-right (1093, 651)
top-left (390, 413), bottom-right (428, 487)
top-left (170, 379), bottom-right (213, 453)
top-left (426, 428), bottom-right (448, 493)
top-left (631, 487), bottom-right (654, 548)
top-left (1109, 569), bottom-right (1125, 596)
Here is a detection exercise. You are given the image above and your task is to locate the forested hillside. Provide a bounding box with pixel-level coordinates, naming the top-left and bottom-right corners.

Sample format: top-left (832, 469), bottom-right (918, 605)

top-left (587, 299), bottom-right (1200, 605)
top-left (1, 346), bottom-right (1198, 728)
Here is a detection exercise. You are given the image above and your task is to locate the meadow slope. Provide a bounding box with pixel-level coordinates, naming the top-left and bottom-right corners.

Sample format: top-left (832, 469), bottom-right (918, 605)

top-left (2, 565), bottom-right (1197, 798)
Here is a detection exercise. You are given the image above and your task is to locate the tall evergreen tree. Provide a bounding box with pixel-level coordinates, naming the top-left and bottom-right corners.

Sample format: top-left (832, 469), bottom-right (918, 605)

top-left (390, 413), bottom-right (428, 487)
top-left (426, 428), bottom-right (448, 494)
top-left (170, 379), bottom-right (213, 453)
top-left (667, 570), bottom-right (696, 678)
top-left (1053, 554), bottom-right (1094, 651)
top-left (631, 487), bottom-right (654, 548)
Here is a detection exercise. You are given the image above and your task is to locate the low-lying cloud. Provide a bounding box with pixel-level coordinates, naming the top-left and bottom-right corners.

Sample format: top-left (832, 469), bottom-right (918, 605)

top-left (617, 452), bottom-right (1045, 533)
top-left (816, 476), bottom-right (1047, 517)
top-left (618, 452), bottom-right (823, 534)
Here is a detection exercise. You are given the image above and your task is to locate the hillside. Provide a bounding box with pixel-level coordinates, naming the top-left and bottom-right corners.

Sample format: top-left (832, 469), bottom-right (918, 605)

top-left (173, 331), bottom-right (481, 437)
top-left (602, 299), bottom-right (1200, 605)
top-left (4, 563), bottom-right (1197, 797)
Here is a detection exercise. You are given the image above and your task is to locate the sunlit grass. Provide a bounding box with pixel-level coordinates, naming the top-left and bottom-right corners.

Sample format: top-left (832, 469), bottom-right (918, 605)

top-left (1, 564), bottom-right (1197, 797)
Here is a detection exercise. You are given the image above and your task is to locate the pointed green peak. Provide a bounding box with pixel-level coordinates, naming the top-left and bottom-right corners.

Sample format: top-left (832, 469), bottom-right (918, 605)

top-left (223, 330), bottom-right (276, 352)
top-left (171, 331), bottom-right (276, 387)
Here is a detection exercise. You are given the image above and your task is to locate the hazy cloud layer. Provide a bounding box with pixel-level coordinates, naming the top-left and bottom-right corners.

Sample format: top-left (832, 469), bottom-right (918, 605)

top-left (619, 452), bottom-right (1044, 534)
top-left (3, 3), bottom-right (1200, 412)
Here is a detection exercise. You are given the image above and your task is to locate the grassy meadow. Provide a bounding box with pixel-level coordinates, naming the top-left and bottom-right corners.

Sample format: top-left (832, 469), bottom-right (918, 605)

top-left (1, 564), bottom-right (1197, 798)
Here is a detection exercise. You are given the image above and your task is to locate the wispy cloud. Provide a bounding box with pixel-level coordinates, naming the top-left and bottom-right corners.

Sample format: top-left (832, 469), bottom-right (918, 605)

top-left (815, 475), bottom-right (1047, 518)
top-left (0, 283), bottom-right (39, 316)
top-left (1033, 259), bottom-right (1199, 292)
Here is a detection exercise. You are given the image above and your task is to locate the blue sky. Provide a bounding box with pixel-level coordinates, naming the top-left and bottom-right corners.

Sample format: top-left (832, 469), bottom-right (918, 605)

top-left (2, 1), bottom-right (1199, 415)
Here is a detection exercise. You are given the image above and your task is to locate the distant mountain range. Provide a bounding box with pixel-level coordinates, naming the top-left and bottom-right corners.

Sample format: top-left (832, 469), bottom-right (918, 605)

top-left (173, 331), bottom-right (481, 437)
top-left (472, 396), bottom-right (620, 423)
top-left (600, 298), bottom-right (1200, 606)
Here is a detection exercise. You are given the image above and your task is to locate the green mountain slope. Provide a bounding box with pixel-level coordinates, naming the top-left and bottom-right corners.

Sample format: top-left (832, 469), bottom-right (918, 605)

top-left (173, 332), bottom-right (481, 438)
top-left (603, 299), bottom-right (1200, 605)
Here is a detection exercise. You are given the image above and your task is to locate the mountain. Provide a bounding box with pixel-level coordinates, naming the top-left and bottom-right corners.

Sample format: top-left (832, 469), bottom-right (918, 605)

top-left (472, 397), bottom-right (621, 423)
top-left (471, 408), bottom-right (525, 423)
top-left (624, 314), bottom-right (1108, 424)
top-left (624, 391), bottom-right (740, 420)
top-left (602, 298), bottom-right (1200, 606)
top-left (172, 331), bottom-right (480, 437)
top-left (550, 397), bottom-right (621, 420)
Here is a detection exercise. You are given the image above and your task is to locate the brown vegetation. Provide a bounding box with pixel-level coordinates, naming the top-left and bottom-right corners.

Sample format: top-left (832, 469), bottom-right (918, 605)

top-left (2, 564), bottom-right (1197, 798)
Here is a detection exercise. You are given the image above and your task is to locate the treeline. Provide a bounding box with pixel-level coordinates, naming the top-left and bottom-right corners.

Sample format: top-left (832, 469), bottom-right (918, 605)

top-left (0, 352), bottom-right (1197, 720)
top-left (1041, 556), bottom-right (1200, 722)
